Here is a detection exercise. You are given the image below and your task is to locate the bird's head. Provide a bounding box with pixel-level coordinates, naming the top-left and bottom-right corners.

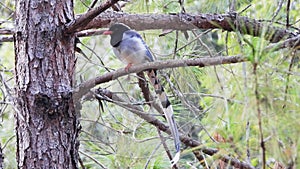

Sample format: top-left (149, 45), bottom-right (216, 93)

top-left (103, 23), bottom-right (131, 47)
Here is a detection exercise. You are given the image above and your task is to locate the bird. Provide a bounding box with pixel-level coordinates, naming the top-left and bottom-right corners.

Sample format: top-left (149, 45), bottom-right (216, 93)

top-left (103, 23), bottom-right (181, 166)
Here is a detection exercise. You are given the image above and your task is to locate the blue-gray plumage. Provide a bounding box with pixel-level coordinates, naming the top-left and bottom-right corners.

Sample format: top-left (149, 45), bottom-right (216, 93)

top-left (103, 24), bottom-right (154, 70)
top-left (104, 23), bottom-right (180, 166)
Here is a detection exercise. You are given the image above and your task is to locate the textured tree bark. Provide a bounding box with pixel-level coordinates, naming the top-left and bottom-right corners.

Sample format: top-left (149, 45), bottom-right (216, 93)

top-left (14, 0), bottom-right (79, 168)
top-left (81, 12), bottom-right (299, 46)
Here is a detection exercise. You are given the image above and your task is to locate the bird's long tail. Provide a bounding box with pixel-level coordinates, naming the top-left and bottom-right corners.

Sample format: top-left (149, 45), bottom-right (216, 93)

top-left (147, 70), bottom-right (180, 166)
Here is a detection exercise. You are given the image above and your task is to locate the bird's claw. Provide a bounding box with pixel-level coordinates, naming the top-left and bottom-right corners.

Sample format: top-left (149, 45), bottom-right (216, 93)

top-left (125, 63), bottom-right (132, 71)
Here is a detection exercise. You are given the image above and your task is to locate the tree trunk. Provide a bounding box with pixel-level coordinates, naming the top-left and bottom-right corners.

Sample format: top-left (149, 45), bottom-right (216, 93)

top-left (14, 0), bottom-right (79, 168)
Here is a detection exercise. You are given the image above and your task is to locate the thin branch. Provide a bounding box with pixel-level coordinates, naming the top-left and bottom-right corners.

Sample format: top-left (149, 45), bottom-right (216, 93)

top-left (283, 51), bottom-right (296, 109)
top-left (253, 63), bottom-right (266, 169)
top-left (0, 36), bottom-right (13, 42)
top-left (0, 1), bottom-right (14, 13)
top-left (0, 28), bottom-right (14, 35)
top-left (78, 0), bottom-right (90, 10)
top-left (0, 26), bottom-right (105, 42)
top-left (136, 72), bottom-right (151, 106)
top-left (137, 71), bottom-right (209, 167)
top-left (238, 4), bottom-right (251, 15)
top-left (74, 55), bottom-right (248, 100)
top-left (78, 155), bottom-right (86, 169)
top-left (96, 89), bottom-right (256, 169)
top-left (88, 0), bottom-right (99, 11)
top-left (246, 121), bottom-right (251, 163)
top-left (286, 0), bottom-right (291, 28)
top-left (157, 128), bottom-right (178, 169)
top-left (144, 139), bottom-right (164, 169)
top-left (76, 29), bottom-right (106, 37)
top-left (264, 34), bottom-right (300, 51)
top-left (0, 142), bottom-right (3, 169)
top-left (271, 0), bottom-right (284, 23)
top-left (79, 150), bottom-right (108, 169)
top-left (162, 73), bottom-right (200, 115)
top-left (65, 0), bottom-right (119, 34)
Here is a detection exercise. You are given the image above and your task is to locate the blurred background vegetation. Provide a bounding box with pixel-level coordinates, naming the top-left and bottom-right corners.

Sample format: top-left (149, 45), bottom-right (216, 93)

top-left (1, 0), bottom-right (300, 168)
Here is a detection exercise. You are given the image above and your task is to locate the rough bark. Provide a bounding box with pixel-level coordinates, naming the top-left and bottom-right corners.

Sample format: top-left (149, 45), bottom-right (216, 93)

top-left (80, 12), bottom-right (299, 47)
top-left (14, 0), bottom-right (79, 168)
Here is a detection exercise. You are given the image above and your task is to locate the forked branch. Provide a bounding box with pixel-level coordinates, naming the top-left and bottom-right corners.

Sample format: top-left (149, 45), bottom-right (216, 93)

top-left (65, 0), bottom-right (119, 34)
top-left (95, 89), bottom-right (255, 169)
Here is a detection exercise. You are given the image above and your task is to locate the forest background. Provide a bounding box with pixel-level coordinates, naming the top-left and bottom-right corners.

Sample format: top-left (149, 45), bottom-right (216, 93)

top-left (0, 0), bottom-right (299, 168)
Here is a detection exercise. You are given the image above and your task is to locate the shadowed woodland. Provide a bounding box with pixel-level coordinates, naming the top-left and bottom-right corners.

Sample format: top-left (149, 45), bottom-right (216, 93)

top-left (0, 0), bottom-right (300, 168)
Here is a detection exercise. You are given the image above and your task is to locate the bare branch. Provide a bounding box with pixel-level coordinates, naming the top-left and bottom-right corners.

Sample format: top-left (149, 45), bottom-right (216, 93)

top-left (270, 0), bottom-right (284, 23)
top-left (264, 35), bottom-right (300, 51)
top-left (0, 142), bottom-right (3, 169)
top-left (286, 0), bottom-right (291, 28)
top-left (65, 0), bottom-right (119, 34)
top-left (74, 55), bottom-right (247, 100)
top-left (0, 36), bottom-right (13, 42)
top-left (82, 12), bottom-right (298, 44)
top-left (253, 64), bottom-right (266, 168)
top-left (4, 11), bottom-right (300, 48)
top-left (76, 29), bottom-right (106, 37)
top-left (87, 0), bottom-right (99, 10)
top-left (136, 72), bottom-right (151, 106)
top-left (0, 28), bottom-right (14, 35)
top-left (0, 28), bottom-right (14, 42)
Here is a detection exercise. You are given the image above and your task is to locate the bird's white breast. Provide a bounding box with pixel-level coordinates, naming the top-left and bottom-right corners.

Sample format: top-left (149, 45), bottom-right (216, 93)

top-left (113, 31), bottom-right (151, 65)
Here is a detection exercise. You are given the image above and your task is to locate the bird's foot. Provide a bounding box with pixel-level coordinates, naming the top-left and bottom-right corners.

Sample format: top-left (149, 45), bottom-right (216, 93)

top-left (125, 63), bottom-right (132, 72)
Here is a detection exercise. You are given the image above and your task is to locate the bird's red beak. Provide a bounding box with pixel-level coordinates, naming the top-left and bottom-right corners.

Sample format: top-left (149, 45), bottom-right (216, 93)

top-left (103, 30), bottom-right (113, 35)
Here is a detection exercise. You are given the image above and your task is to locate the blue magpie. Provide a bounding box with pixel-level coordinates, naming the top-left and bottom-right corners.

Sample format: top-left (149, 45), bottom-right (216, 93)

top-left (104, 23), bottom-right (180, 166)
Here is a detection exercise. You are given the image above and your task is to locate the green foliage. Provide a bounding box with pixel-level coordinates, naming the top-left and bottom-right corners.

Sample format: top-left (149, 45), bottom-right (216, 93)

top-left (0, 39), bottom-right (15, 168)
top-left (75, 0), bottom-right (300, 168)
top-left (1, 0), bottom-right (299, 168)
top-left (74, 0), bottom-right (92, 14)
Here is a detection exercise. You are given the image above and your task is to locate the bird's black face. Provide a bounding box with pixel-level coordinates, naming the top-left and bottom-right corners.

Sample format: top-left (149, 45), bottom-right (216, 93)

top-left (103, 23), bottom-right (130, 47)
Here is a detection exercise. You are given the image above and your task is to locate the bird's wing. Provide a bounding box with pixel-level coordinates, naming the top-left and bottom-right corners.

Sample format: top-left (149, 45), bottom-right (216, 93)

top-left (122, 30), bottom-right (154, 62)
